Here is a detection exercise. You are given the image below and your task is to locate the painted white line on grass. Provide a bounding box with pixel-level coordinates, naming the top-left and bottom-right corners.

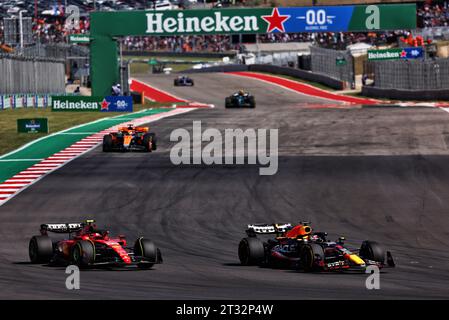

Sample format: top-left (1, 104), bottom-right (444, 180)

top-left (0, 108), bottom-right (153, 161)
top-left (0, 159), bottom-right (44, 162)
top-left (0, 108), bottom-right (196, 207)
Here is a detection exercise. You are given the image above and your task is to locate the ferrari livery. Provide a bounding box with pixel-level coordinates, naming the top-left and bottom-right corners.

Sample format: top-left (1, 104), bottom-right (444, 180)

top-left (29, 220), bottom-right (162, 269)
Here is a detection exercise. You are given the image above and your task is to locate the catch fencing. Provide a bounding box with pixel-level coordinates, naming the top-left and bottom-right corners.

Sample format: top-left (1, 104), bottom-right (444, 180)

top-left (254, 52), bottom-right (298, 67)
top-left (0, 54), bottom-right (65, 94)
top-left (369, 58), bottom-right (449, 90)
top-left (310, 46), bottom-right (355, 87)
top-left (22, 43), bottom-right (89, 60)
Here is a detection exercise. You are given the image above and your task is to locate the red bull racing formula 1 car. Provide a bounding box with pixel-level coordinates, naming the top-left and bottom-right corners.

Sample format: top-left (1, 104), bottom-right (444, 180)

top-left (29, 220), bottom-right (162, 269)
top-left (238, 222), bottom-right (395, 272)
top-left (103, 124), bottom-right (157, 152)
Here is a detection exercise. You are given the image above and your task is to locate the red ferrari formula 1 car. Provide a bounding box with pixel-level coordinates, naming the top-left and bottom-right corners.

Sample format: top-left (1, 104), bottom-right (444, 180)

top-left (29, 220), bottom-right (162, 269)
top-left (103, 124), bottom-right (157, 152)
top-left (238, 222), bottom-right (395, 272)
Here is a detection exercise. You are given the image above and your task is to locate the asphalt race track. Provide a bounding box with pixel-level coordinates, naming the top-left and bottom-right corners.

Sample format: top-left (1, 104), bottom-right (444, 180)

top-left (1, 73), bottom-right (449, 299)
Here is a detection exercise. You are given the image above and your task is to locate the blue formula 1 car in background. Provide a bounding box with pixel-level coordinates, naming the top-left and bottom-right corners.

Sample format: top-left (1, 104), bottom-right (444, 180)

top-left (174, 75), bottom-right (194, 86)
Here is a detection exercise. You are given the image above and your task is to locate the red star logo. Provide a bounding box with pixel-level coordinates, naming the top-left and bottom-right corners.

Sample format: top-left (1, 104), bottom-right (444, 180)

top-left (400, 50), bottom-right (407, 58)
top-left (101, 99), bottom-right (110, 110)
top-left (262, 8), bottom-right (290, 33)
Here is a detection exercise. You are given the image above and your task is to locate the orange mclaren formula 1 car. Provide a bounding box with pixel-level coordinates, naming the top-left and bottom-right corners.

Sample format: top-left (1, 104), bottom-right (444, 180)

top-left (29, 220), bottom-right (162, 269)
top-left (238, 222), bottom-right (395, 272)
top-left (103, 124), bottom-right (157, 152)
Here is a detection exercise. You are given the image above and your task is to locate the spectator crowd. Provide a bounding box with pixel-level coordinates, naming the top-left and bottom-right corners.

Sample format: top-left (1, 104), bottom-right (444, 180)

top-left (418, 0), bottom-right (449, 27)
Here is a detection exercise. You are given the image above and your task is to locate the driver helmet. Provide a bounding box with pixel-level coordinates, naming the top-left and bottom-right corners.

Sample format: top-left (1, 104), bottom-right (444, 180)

top-left (238, 90), bottom-right (245, 96)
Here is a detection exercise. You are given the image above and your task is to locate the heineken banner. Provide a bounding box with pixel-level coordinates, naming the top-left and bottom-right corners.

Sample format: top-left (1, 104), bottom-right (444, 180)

top-left (90, 4), bottom-right (417, 96)
top-left (368, 47), bottom-right (424, 61)
top-left (52, 96), bottom-right (133, 112)
top-left (91, 4), bottom-right (416, 36)
top-left (68, 34), bottom-right (90, 44)
top-left (17, 118), bottom-right (49, 133)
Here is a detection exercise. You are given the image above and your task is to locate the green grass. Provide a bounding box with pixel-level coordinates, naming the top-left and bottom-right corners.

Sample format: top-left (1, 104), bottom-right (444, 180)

top-left (130, 63), bottom-right (195, 74)
top-left (0, 101), bottom-right (169, 156)
top-left (130, 63), bottom-right (151, 74)
top-left (125, 55), bottom-right (222, 75)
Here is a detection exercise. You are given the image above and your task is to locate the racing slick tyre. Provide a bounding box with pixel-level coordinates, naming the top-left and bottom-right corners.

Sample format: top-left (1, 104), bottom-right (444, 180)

top-left (103, 134), bottom-right (113, 152)
top-left (174, 80), bottom-right (179, 86)
top-left (238, 237), bottom-right (265, 266)
top-left (248, 96), bottom-right (256, 108)
top-left (359, 241), bottom-right (385, 264)
top-left (225, 97), bottom-right (232, 109)
top-left (299, 243), bottom-right (325, 272)
top-left (29, 235), bottom-right (53, 263)
top-left (71, 240), bottom-right (95, 267)
top-left (143, 133), bottom-right (157, 151)
top-left (190, 80), bottom-right (194, 86)
top-left (134, 238), bottom-right (157, 269)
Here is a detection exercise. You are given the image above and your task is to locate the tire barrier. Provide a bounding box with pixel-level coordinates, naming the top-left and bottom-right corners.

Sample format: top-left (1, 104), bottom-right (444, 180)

top-left (248, 65), bottom-right (345, 90)
top-left (362, 85), bottom-right (449, 101)
top-left (182, 64), bottom-right (345, 90)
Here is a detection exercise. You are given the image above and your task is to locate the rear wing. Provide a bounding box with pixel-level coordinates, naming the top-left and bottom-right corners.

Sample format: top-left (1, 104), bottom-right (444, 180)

top-left (117, 125), bottom-right (148, 133)
top-left (40, 223), bottom-right (83, 234)
top-left (246, 223), bottom-right (292, 236)
top-left (135, 126), bottom-right (149, 132)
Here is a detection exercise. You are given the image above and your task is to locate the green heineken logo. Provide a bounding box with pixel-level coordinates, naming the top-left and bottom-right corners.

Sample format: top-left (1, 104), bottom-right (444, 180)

top-left (52, 96), bottom-right (102, 112)
top-left (68, 34), bottom-right (90, 44)
top-left (368, 50), bottom-right (403, 60)
top-left (367, 47), bottom-right (424, 61)
top-left (146, 11), bottom-right (260, 34)
top-left (145, 8), bottom-right (292, 34)
top-left (53, 99), bottom-right (99, 110)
